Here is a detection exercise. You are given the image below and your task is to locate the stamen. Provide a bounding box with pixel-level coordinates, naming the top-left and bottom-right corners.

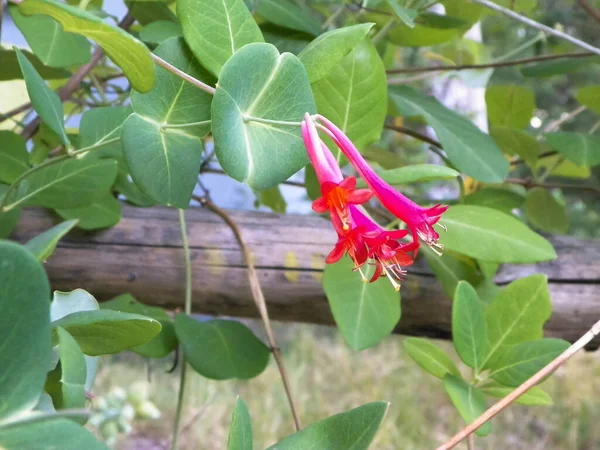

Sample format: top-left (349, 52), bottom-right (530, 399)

top-left (357, 266), bottom-right (368, 283)
top-left (383, 266), bottom-right (401, 291)
top-left (438, 223), bottom-right (447, 232)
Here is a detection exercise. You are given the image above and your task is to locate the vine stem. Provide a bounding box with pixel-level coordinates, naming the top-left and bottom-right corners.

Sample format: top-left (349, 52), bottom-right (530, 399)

top-left (195, 196), bottom-right (302, 432)
top-left (436, 317), bottom-right (600, 450)
top-left (0, 137), bottom-right (120, 212)
top-left (473, 0), bottom-right (600, 56)
top-left (386, 52), bottom-right (593, 74)
top-left (171, 209), bottom-right (193, 450)
top-left (151, 54), bottom-right (216, 95)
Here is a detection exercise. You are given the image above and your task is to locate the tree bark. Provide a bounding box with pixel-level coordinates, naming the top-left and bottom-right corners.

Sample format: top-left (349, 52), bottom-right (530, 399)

top-left (11, 205), bottom-right (600, 348)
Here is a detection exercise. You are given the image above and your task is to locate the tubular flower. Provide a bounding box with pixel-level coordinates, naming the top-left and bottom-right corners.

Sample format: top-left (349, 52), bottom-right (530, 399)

top-left (301, 114), bottom-right (373, 231)
top-left (350, 206), bottom-right (416, 290)
top-left (316, 115), bottom-right (448, 253)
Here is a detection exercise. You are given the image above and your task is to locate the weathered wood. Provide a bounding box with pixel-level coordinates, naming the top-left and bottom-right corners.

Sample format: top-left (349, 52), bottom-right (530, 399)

top-left (11, 205), bottom-right (600, 347)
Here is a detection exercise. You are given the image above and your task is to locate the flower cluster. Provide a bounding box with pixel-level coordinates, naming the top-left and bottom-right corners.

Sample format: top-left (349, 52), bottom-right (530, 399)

top-left (302, 113), bottom-right (448, 290)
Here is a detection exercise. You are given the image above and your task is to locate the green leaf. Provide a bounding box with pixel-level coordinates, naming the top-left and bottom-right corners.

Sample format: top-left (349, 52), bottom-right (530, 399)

top-left (56, 195), bottom-right (121, 230)
top-left (256, 0), bottom-right (321, 36)
top-left (51, 310), bottom-right (162, 356)
top-left (78, 106), bottom-right (132, 160)
top-left (481, 274), bottom-right (551, 370)
top-left (416, 12), bottom-right (469, 29)
top-left (3, 158), bottom-right (118, 210)
top-left (228, 397), bottom-right (253, 450)
top-left (544, 132), bottom-right (600, 167)
top-left (304, 164), bottom-right (320, 201)
top-left (0, 202), bottom-right (21, 239)
top-left (255, 185), bottom-right (286, 213)
top-left (491, 126), bottom-right (542, 167)
top-left (131, 38), bottom-right (213, 137)
top-left (122, 113), bottom-right (202, 208)
top-left (0, 48), bottom-right (69, 80)
top-left (101, 294), bottom-right (177, 359)
top-left (177, 0), bottom-right (264, 76)
top-left (372, 164), bottom-right (459, 185)
top-left (10, 5), bottom-right (91, 68)
top-left (139, 20), bottom-right (183, 45)
top-left (485, 85), bottom-right (535, 129)
top-left (385, 0), bottom-right (417, 27)
top-left (313, 39), bottom-right (387, 160)
top-left (422, 246), bottom-right (484, 298)
top-left (524, 187), bottom-right (569, 234)
top-left (443, 374), bottom-right (491, 437)
top-left (19, 0), bottom-right (155, 92)
top-left (490, 338), bottom-right (570, 387)
top-left (115, 170), bottom-right (156, 207)
top-left (25, 219), bottom-right (77, 261)
top-left (15, 47), bottom-right (69, 146)
top-left (404, 337), bottom-right (461, 380)
top-left (463, 188), bottom-right (524, 214)
top-left (452, 282), bottom-right (486, 369)
top-left (266, 402), bottom-right (388, 450)
top-left (521, 56), bottom-right (600, 78)
top-left (127, 0), bottom-right (178, 25)
top-left (480, 384), bottom-right (553, 406)
top-left (388, 23), bottom-right (460, 47)
top-left (438, 205), bottom-right (557, 263)
top-left (536, 154), bottom-right (591, 179)
top-left (175, 316), bottom-right (270, 380)
top-left (299, 23), bottom-right (374, 83)
top-left (389, 86), bottom-right (508, 183)
top-left (0, 131), bottom-right (29, 184)
top-left (0, 419), bottom-right (108, 450)
top-left (0, 241), bottom-right (51, 422)
top-left (50, 290), bottom-right (99, 391)
top-left (262, 25), bottom-right (311, 55)
top-left (576, 85), bottom-right (600, 114)
top-left (55, 327), bottom-right (87, 410)
top-left (323, 255), bottom-right (400, 350)
top-left (212, 43), bottom-right (316, 189)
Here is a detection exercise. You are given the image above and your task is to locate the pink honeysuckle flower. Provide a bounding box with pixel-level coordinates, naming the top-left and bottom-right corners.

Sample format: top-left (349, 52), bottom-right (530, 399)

top-left (316, 115), bottom-right (448, 254)
top-left (301, 113), bottom-right (373, 231)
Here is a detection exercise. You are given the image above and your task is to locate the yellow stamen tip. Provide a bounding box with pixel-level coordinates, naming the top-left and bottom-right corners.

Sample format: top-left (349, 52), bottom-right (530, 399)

top-left (395, 286), bottom-right (401, 292)
top-left (343, 224), bottom-right (349, 230)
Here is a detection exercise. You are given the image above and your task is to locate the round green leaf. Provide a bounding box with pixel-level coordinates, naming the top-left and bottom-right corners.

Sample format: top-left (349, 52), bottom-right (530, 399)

top-left (299, 23), bottom-right (374, 83)
top-left (438, 205), bottom-right (557, 263)
top-left (175, 316), bottom-right (270, 380)
top-left (101, 294), bottom-right (177, 359)
top-left (313, 39), bottom-right (387, 160)
top-left (0, 241), bottom-right (51, 422)
top-left (524, 187), bottom-right (569, 234)
top-left (0, 418), bottom-right (108, 450)
top-left (177, 0), bottom-right (264, 76)
top-left (389, 86), bottom-right (509, 183)
top-left (19, 0), bottom-right (155, 92)
top-left (452, 282), bottom-right (486, 369)
top-left (443, 374), bottom-right (491, 437)
top-left (266, 402), bottom-right (389, 450)
top-left (485, 85), bottom-right (535, 129)
top-left (51, 310), bottom-right (162, 356)
top-left (212, 42), bottom-right (316, 189)
top-left (323, 255), bottom-right (400, 351)
top-left (403, 337), bottom-right (461, 380)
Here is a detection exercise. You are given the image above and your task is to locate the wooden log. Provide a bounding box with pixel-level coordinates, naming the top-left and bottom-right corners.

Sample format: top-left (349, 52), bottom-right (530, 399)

top-left (11, 205), bottom-right (600, 348)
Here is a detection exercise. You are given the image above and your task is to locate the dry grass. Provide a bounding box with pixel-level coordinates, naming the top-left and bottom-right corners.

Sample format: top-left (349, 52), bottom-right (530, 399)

top-left (96, 321), bottom-right (600, 450)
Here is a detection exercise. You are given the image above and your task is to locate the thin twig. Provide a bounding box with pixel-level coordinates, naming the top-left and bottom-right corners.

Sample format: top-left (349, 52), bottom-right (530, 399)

top-left (505, 177), bottom-right (600, 194)
top-left (384, 124), bottom-right (442, 148)
top-left (473, 0), bottom-right (600, 56)
top-left (196, 196), bottom-right (302, 432)
top-left (543, 105), bottom-right (587, 133)
top-left (386, 52), bottom-right (594, 74)
top-left (576, 0), bottom-right (600, 24)
top-left (436, 318), bottom-right (600, 450)
top-left (151, 54), bottom-right (216, 95)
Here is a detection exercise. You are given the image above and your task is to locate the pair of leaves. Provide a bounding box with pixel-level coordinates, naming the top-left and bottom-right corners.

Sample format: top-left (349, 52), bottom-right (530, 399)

top-left (228, 398), bottom-right (388, 450)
